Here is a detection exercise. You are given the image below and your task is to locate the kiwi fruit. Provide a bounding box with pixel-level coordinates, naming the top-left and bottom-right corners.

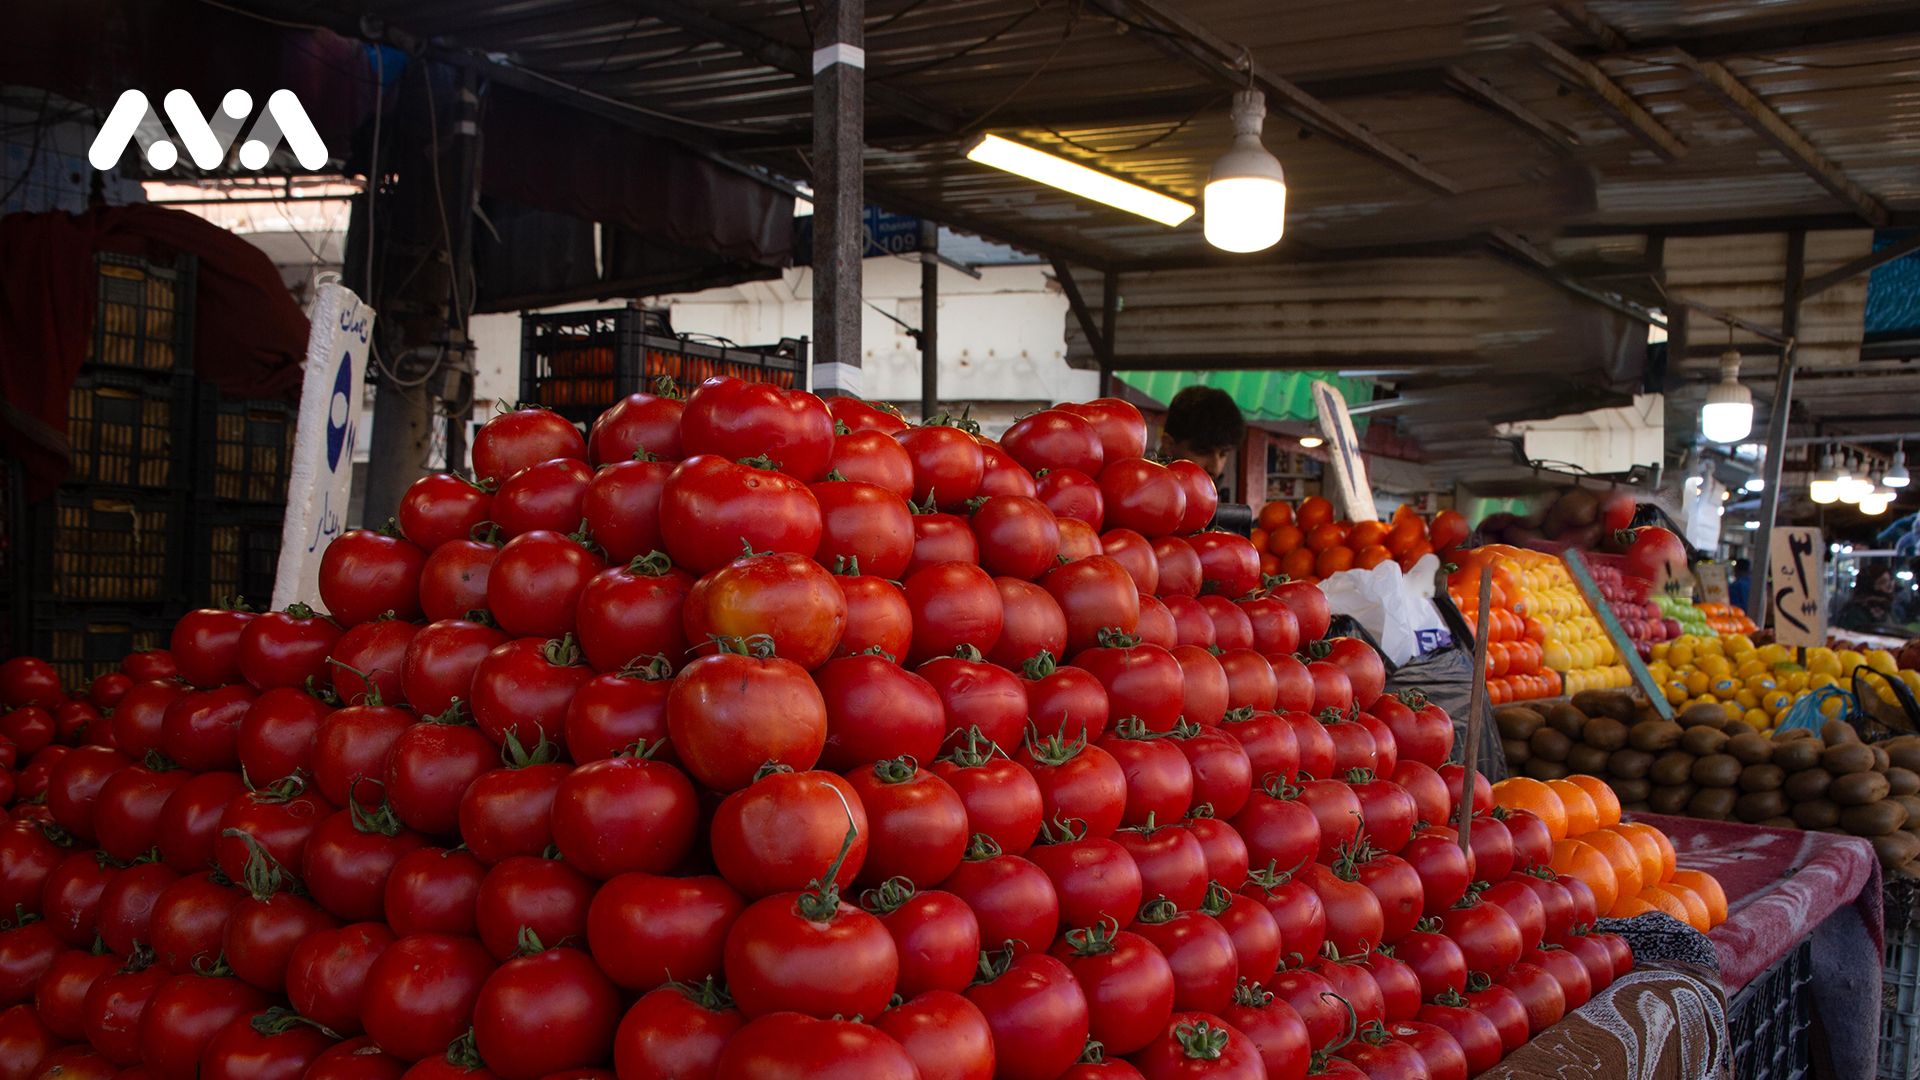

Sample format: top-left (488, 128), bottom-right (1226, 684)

top-left (1773, 738), bottom-right (1821, 772)
top-left (1873, 831), bottom-right (1920, 868)
top-left (1725, 719), bottom-right (1756, 738)
top-left (1496, 707), bottom-right (1545, 742)
top-left (1566, 745), bottom-right (1611, 775)
top-left (1895, 794), bottom-right (1920, 826)
top-left (1572, 689), bottom-right (1636, 723)
top-left (1629, 721), bottom-right (1683, 753)
top-left (1691, 754), bottom-right (1742, 788)
top-left (1607, 748), bottom-right (1653, 780)
top-left (1648, 783), bottom-right (1695, 814)
top-left (1611, 777), bottom-right (1651, 804)
top-left (1830, 771), bottom-right (1891, 806)
top-left (1875, 746), bottom-right (1893, 772)
top-left (1774, 727), bottom-right (1817, 742)
top-left (1887, 737), bottom-right (1920, 773)
top-left (1681, 702), bottom-right (1731, 728)
top-left (1679, 727), bottom-right (1730, 757)
top-left (1842, 801), bottom-right (1908, 837)
top-left (1760, 816), bottom-right (1796, 828)
top-left (1782, 768), bottom-right (1833, 802)
top-left (1523, 758), bottom-right (1570, 781)
top-left (1624, 801), bottom-right (1654, 814)
top-left (1888, 769), bottom-right (1920, 797)
top-left (1726, 733), bottom-right (1774, 766)
top-left (1688, 787), bottom-right (1736, 820)
top-left (1792, 800), bottom-right (1841, 830)
top-left (1650, 750), bottom-right (1698, 787)
top-left (1823, 742), bottom-right (1875, 776)
top-left (1501, 738), bottom-right (1532, 767)
top-left (1822, 719), bottom-right (1860, 745)
top-left (1582, 716), bottom-right (1629, 752)
top-left (1529, 727), bottom-right (1571, 763)
top-left (1541, 703), bottom-right (1583, 738)
top-left (1735, 790), bottom-right (1788, 823)
top-left (1738, 764), bottom-right (1785, 793)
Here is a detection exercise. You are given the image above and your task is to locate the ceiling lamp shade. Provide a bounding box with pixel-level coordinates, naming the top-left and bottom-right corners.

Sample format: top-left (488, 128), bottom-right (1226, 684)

top-left (1204, 90), bottom-right (1288, 253)
top-left (1837, 453), bottom-right (1867, 504)
top-left (1809, 448), bottom-right (1842, 504)
top-left (1699, 351), bottom-right (1753, 443)
top-left (965, 134), bottom-right (1195, 227)
top-left (1861, 487), bottom-right (1893, 515)
top-left (1885, 442), bottom-right (1910, 488)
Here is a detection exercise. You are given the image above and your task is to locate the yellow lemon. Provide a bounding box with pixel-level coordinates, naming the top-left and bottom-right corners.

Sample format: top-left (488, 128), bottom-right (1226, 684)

top-left (1783, 672), bottom-right (1809, 693)
top-left (1664, 680), bottom-right (1689, 705)
top-left (1807, 649), bottom-right (1842, 678)
top-left (1762, 690), bottom-right (1792, 715)
top-left (1698, 637), bottom-right (1725, 658)
top-left (1809, 672), bottom-right (1839, 692)
top-left (1726, 634), bottom-right (1755, 656)
top-left (1819, 694), bottom-right (1846, 718)
top-left (1651, 642), bottom-right (1671, 663)
top-left (1901, 670), bottom-right (1920, 694)
top-left (1744, 674), bottom-right (1777, 696)
top-left (1668, 643), bottom-right (1695, 669)
top-left (1837, 649), bottom-right (1865, 674)
top-left (1684, 671), bottom-right (1710, 696)
top-left (1734, 689), bottom-right (1759, 710)
top-left (1700, 655), bottom-right (1732, 680)
top-left (1868, 650), bottom-right (1899, 676)
top-left (1711, 677), bottom-right (1739, 699)
top-left (1743, 708), bottom-right (1770, 729)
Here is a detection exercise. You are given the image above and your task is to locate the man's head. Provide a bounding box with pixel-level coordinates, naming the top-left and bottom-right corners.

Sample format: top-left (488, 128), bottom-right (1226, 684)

top-left (1161, 385), bottom-right (1245, 481)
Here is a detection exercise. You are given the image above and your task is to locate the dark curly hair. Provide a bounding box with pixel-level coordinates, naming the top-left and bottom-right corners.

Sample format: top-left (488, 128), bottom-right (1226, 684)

top-left (1163, 386), bottom-right (1245, 453)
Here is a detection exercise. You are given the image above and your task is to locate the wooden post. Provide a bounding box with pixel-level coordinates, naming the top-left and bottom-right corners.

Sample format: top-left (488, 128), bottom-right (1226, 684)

top-left (1100, 271), bottom-right (1119, 397)
top-left (1459, 565), bottom-right (1492, 857)
top-left (809, 0), bottom-right (865, 399)
top-left (920, 220), bottom-right (938, 419)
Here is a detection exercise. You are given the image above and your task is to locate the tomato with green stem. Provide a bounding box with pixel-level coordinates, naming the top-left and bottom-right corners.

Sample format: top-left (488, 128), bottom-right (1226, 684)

top-left (587, 873), bottom-right (743, 991)
top-left (711, 766), bottom-right (869, 899)
top-left (940, 834), bottom-right (1058, 958)
top-left (844, 757), bottom-right (968, 891)
top-left (612, 978), bottom-right (743, 1080)
top-left (860, 878), bottom-right (980, 998)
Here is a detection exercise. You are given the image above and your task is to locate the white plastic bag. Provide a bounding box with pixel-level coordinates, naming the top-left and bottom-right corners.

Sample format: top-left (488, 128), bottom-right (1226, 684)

top-left (1317, 554), bottom-right (1450, 665)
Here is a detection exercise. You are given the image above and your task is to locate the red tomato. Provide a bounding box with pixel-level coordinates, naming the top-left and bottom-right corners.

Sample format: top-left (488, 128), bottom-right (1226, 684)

top-left (722, 882), bottom-right (898, 1021)
top-left (1268, 656), bottom-right (1314, 714)
top-left (201, 1005), bottom-right (335, 1080)
top-left (401, 619), bottom-right (508, 718)
top-left (1229, 779), bottom-right (1320, 875)
top-left (1402, 830), bottom-right (1472, 916)
top-left (1189, 534), bottom-right (1259, 601)
top-left (829, 397), bottom-right (910, 435)
top-left (587, 389), bottom-right (683, 465)
top-left (1099, 725), bottom-right (1195, 829)
top-left (384, 847), bottom-right (484, 938)
top-left (1198, 596), bottom-right (1254, 652)
top-left (471, 942), bottom-right (619, 1080)
top-left (81, 963), bottom-right (166, 1064)
top-left (1300, 861), bottom-right (1385, 957)
top-left (931, 743), bottom-right (1045, 858)
top-left (681, 376), bottom-right (834, 482)
top-left (169, 608), bottom-right (254, 688)
top-left (1440, 894), bottom-right (1523, 979)
top-left (895, 425), bottom-right (985, 510)
top-left (613, 980), bottom-right (743, 1080)
top-left (1026, 823), bottom-right (1142, 932)
top-left (1241, 596), bottom-right (1301, 658)
top-left (1396, 924), bottom-right (1468, 1000)
top-left (587, 873), bottom-right (742, 991)
top-left (110, 681), bottom-right (184, 760)
top-left (1321, 637), bottom-right (1386, 707)
top-left (711, 769), bottom-right (869, 899)
top-left (1464, 814), bottom-right (1514, 884)
top-left (0, 823), bottom-right (58, 918)
top-left (160, 685), bottom-right (256, 773)
top-left (470, 635), bottom-right (594, 752)
top-left (1266, 965), bottom-right (1346, 1049)
top-left (1002, 410), bottom-right (1104, 477)
top-left (965, 949), bottom-right (1089, 1080)
top-left (1218, 650), bottom-right (1279, 713)
top-left (986, 579), bottom-right (1068, 671)
top-left (330, 619), bottom-right (418, 708)
top-left (95, 862), bottom-right (178, 956)
top-left (1481, 878), bottom-right (1546, 956)
top-left (359, 934), bottom-right (497, 1062)
top-left (684, 552), bottom-right (847, 670)
top-left (834, 574), bottom-right (914, 661)
top-left (1502, 961), bottom-right (1567, 1034)
top-left (472, 406), bottom-right (585, 484)
top-left (154, 772), bottom-right (247, 875)
top-left (1523, 945), bottom-right (1593, 1011)
top-left (845, 758), bottom-right (968, 891)
top-left (318, 528), bottom-right (426, 628)
top-left (1099, 529), bottom-right (1159, 595)
top-left (1136, 1013), bottom-right (1267, 1080)
top-left (659, 455), bottom-right (823, 575)
top-left (45, 746), bottom-right (130, 845)
top-left (457, 742), bottom-right (568, 864)
top-left (548, 751), bottom-right (698, 880)
top-left (1386, 760), bottom-right (1448, 829)
top-left (971, 496), bottom-right (1060, 581)
top-left (1169, 647), bottom-right (1230, 731)
top-left (1036, 468), bottom-right (1104, 530)
top-left (714, 1012), bottom-right (918, 1079)
top-left (875, 989), bottom-right (996, 1080)
top-left (903, 563), bottom-right (1003, 667)
top-left (32, 950), bottom-right (117, 1040)
top-left (861, 883), bottom-right (980, 998)
top-left (1051, 921), bottom-right (1173, 1057)
top-left (1502, 809), bottom-right (1554, 871)
top-left (580, 457), bottom-right (673, 565)
top-left (908, 511), bottom-right (979, 576)
top-left (1077, 636), bottom-right (1183, 734)
top-left (491, 457), bottom-right (591, 538)
top-left (568, 663), bottom-right (674, 765)
top-left (147, 871), bottom-right (240, 974)
top-left (285, 922), bottom-right (394, 1034)
top-left (1112, 820), bottom-right (1208, 913)
top-left (1439, 764), bottom-right (1493, 820)
top-left (1509, 871), bottom-right (1575, 945)
top-left (1150, 536), bottom-right (1203, 600)
top-left (1269, 581), bottom-right (1330, 644)
top-left (829, 429), bottom-right (915, 497)
top-left (1060, 399), bottom-right (1147, 462)
top-left (815, 656), bottom-right (945, 774)
top-left (1563, 932), bottom-right (1617, 994)
top-left (918, 649), bottom-right (1030, 753)
top-left (1167, 461), bottom-right (1221, 534)
top-left (0, 1003), bottom-right (60, 1078)
top-left (1131, 901), bottom-right (1237, 1014)
top-left (487, 531), bottom-right (605, 640)
top-left (133, 973), bottom-right (268, 1080)
top-left (1220, 984), bottom-right (1311, 1080)
top-left (1042, 557), bottom-right (1141, 658)
top-left (1206, 883), bottom-right (1282, 982)
top-left (224, 884), bottom-right (338, 995)
top-left (1353, 850), bottom-right (1425, 944)
top-left (1416, 996), bottom-right (1504, 1075)
top-left (814, 480), bottom-right (915, 580)
top-left (304, 1036), bottom-right (407, 1080)
top-left (1023, 655), bottom-right (1112, 745)
top-left (1016, 732), bottom-right (1127, 840)
top-left (666, 645), bottom-right (827, 793)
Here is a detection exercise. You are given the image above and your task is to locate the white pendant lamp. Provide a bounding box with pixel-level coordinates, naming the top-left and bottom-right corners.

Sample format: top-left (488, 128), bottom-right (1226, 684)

top-left (1810, 447), bottom-right (1842, 504)
top-left (1837, 453), bottom-right (1868, 504)
top-left (1204, 90), bottom-right (1287, 253)
top-left (1885, 441), bottom-right (1910, 488)
top-left (1861, 488), bottom-right (1893, 515)
top-left (1699, 349), bottom-right (1753, 443)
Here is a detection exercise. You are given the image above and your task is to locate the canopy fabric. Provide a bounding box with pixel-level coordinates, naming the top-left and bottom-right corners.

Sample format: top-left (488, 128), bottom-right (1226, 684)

top-left (1865, 230), bottom-right (1920, 339)
top-left (1119, 369), bottom-right (1373, 427)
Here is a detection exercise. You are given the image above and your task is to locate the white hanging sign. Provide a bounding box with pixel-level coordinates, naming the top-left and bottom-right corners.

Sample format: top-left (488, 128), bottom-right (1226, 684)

top-left (272, 282), bottom-right (373, 611)
top-left (1767, 526), bottom-right (1827, 648)
top-left (1312, 379), bottom-right (1378, 522)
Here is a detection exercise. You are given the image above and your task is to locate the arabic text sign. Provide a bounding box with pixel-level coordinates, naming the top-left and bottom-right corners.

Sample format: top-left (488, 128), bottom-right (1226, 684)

top-left (1311, 380), bottom-right (1378, 522)
top-left (1768, 526), bottom-right (1826, 648)
top-left (273, 283), bottom-right (372, 611)
top-left (1696, 562), bottom-right (1730, 606)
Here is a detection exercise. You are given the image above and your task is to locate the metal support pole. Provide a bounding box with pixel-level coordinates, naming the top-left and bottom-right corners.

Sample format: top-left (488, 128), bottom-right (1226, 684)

top-left (1099, 272), bottom-right (1119, 398)
top-left (919, 220), bottom-right (939, 420)
top-left (1748, 229), bottom-right (1805, 625)
top-left (809, 0), bottom-right (865, 399)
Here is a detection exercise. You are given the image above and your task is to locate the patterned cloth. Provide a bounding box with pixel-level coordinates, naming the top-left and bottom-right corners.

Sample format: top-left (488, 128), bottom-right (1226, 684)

top-left (1478, 913), bottom-right (1730, 1080)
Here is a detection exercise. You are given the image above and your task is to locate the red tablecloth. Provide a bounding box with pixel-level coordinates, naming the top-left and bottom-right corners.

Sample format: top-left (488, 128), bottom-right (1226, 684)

top-left (1637, 813), bottom-right (1882, 991)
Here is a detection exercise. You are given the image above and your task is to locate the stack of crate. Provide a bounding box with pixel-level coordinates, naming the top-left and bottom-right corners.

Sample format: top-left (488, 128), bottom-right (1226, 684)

top-left (186, 381), bottom-right (293, 614)
top-left (11, 253), bottom-right (200, 686)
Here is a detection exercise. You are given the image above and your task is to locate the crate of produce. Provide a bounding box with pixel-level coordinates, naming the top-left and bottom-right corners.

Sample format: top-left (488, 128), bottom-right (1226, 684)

top-left (65, 370), bottom-right (193, 490)
top-left (85, 251), bottom-right (195, 377)
top-left (25, 488), bottom-right (185, 604)
top-left (1728, 935), bottom-right (1814, 1080)
top-left (188, 504), bottom-right (284, 611)
top-left (194, 386), bottom-right (294, 505)
top-left (26, 605), bottom-right (175, 689)
top-left (521, 305), bottom-right (807, 422)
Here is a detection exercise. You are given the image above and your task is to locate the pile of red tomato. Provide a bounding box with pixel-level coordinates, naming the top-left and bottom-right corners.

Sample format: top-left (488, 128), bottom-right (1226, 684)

top-left (0, 383), bottom-right (1631, 1080)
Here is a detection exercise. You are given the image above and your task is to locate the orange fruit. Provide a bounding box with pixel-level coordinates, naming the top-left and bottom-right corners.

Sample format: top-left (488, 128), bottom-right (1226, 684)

top-left (1250, 527), bottom-right (1269, 552)
top-left (1349, 520), bottom-right (1390, 549)
top-left (1259, 553), bottom-right (1282, 577)
top-left (1669, 869), bottom-right (1728, 926)
top-left (1493, 778), bottom-right (1567, 841)
top-left (1635, 885), bottom-right (1698, 927)
top-left (1354, 545), bottom-right (1393, 570)
top-left (1603, 824), bottom-right (1664, 890)
top-left (1616, 821), bottom-right (1676, 884)
top-left (1550, 838), bottom-right (1619, 915)
top-left (1315, 545), bottom-right (1356, 577)
top-left (1576, 827), bottom-right (1643, 901)
top-left (1547, 779), bottom-right (1600, 836)
top-left (1565, 777), bottom-right (1621, 829)
top-left (1257, 502), bottom-right (1294, 531)
top-left (1305, 523), bottom-right (1346, 554)
top-left (1659, 883), bottom-right (1713, 932)
top-left (1609, 896), bottom-right (1655, 917)
top-left (1281, 547), bottom-right (1315, 580)
top-left (1268, 525), bottom-right (1304, 556)
top-left (1296, 497), bottom-right (1334, 531)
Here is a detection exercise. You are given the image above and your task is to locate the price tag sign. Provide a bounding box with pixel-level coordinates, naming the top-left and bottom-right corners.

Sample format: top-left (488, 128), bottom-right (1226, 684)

top-left (273, 282), bottom-right (373, 611)
top-left (1767, 527), bottom-right (1826, 648)
top-left (1312, 379), bottom-right (1378, 522)
top-left (1696, 563), bottom-right (1730, 606)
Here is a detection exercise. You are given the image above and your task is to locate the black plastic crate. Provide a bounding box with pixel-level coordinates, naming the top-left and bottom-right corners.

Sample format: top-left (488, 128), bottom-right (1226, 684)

top-left (66, 371), bottom-right (194, 490)
top-left (85, 252), bottom-right (195, 377)
top-left (27, 605), bottom-right (175, 689)
top-left (1729, 936), bottom-right (1814, 1080)
top-left (26, 488), bottom-right (186, 604)
top-left (521, 304), bottom-right (807, 422)
top-left (188, 504), bottom-right (283, 611)
top-left (194, 387), bottom-right (293, 505)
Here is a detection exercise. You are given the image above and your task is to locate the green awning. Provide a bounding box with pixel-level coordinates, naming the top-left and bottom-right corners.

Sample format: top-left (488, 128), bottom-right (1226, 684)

top-left (1119, 370), bottom-right (1374, 428)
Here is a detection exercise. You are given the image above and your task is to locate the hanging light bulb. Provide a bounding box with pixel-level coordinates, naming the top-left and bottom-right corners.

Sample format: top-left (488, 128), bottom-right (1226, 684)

top-left (1699, 349), bottom-right (1753, 443)
top-left (1861, 486), bottom-right (1893, 515)
top-left (1204, 90), bottom-right (1287, 253)
top-left (1838, 452), bottom-right (1867, 504)
top-left (1846, 452), bottom-right (1877, 503)
top-left (1810, 447), bottom-right (1842, 504)
top-left (1885, 441), bottom-right (1910, 488)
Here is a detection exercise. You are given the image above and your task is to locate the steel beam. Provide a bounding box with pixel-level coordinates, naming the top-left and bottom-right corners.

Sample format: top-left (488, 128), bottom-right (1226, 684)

top-left (1444, 66), bottom-right (1578, 152)
top-left (1749, 229), bottom-right (1804, 625)
top-left (1524, 33), bottom-right (1687, 160)
top-left (1802, 230), bottom-right (1920, 299)
top-left (920, 221), bottom-right (939, 420)
top-left (810, 0), bottom-right (865, 398)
